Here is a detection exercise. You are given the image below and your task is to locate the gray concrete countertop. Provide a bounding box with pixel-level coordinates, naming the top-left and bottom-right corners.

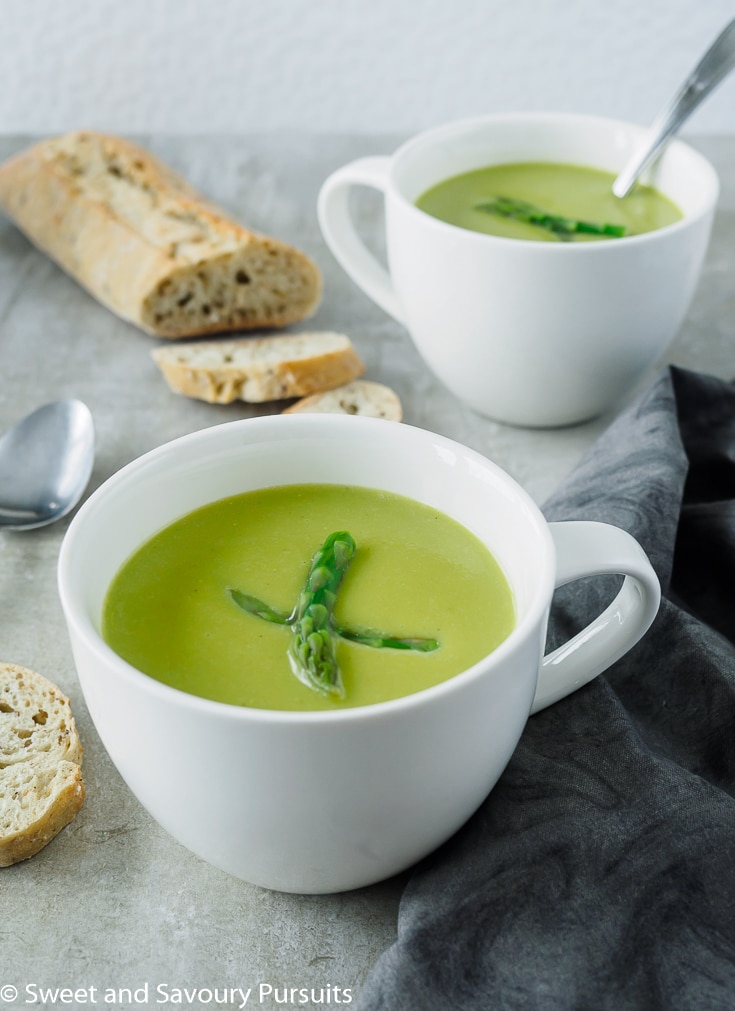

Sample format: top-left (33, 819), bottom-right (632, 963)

top-left (1, 133), bottom-right (733, 1009)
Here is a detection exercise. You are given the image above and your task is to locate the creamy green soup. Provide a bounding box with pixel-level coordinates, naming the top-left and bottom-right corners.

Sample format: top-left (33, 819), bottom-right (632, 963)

top-left (101, 484), bottom-right (515, 711)
top-left (415, 161), bottom-right (682, 242)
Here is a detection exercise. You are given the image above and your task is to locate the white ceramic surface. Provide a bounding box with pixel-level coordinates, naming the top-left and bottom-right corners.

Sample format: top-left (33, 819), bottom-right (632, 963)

top-left (57, 415), bottom-right (660, 893)
top-left (318, 112), bottom-right (719, 427)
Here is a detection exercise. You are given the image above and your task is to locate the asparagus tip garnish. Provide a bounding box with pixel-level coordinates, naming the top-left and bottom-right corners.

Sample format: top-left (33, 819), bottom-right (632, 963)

top-left (230, 530), bottom-right (441, 700)
top-left (227, 588), bottom-right (289, 624)
top-left (287, 531), bottom-right (356, 698)
top-left (476, 195), bottom-right (627, 240)
top-left (336, 627), bottom-right (439, 652)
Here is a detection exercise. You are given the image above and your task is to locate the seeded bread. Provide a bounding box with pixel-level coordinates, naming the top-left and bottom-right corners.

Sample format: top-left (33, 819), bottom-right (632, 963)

top-left (152, 331), bottom-right (365, 404)
top-left (283, 380), bottom-right (403, 420)
top-left (0, 131), bottom-right (322, 337)
top-left (0, 663), bottom-right (85, 867)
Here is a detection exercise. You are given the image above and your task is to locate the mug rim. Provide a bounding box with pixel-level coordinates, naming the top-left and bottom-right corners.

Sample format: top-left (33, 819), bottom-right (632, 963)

top-left (58, 414), bottom-right (556, 725)
top-left (385, 110), bottom-right (720, 250)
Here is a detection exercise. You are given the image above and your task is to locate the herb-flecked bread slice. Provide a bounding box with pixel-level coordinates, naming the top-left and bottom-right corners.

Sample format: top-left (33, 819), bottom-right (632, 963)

top-left (283, 380), bottom-right (403, 420)
top-left (0, 663), bottom-right (85, 867)
top-left (152, 331), bottom-right (365, 404)
top-left (0, 131), bottom-right (322, 337)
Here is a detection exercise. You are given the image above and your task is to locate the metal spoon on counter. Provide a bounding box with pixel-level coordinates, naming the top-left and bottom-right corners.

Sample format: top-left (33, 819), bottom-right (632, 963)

top-left (0, 400), bottom-right (95, 530)
top-left (613, 18), bottom-right (735, 198)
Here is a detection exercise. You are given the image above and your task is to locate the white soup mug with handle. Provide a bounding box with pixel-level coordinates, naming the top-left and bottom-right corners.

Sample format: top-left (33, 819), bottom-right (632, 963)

top-left (318, 112), bottom-right (718, 427)
top-left (58, 415), bottom-right (660, 893)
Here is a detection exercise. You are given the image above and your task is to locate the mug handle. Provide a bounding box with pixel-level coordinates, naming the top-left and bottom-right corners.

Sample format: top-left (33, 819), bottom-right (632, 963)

top-left (531, 521), bottom-right (661, 714)
top-left (317, 156), bottom-right (406, 324)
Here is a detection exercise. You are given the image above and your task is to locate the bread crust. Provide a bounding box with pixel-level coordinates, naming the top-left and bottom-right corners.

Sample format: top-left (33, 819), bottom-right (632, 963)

top-left (0, 131), bottom-right (322, 337)
top-left (0, 763), bottom-right (85, 867)
top-left (152, 331), bottom-right (365, 404)
top-left (0, 663), bottom-right (85, 867)
top-left (283, 379), bottom-right (403, 420)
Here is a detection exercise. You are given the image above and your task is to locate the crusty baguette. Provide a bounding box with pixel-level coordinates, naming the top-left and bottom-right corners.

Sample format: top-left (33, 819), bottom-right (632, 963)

top-left (0, 131), bottom-right (322, 337)
top-left (0, 663), bottom-right (84, 867)
top-left (283, 380), bottom-right (403, 421)
top-left (152, 331), bottom-right (365, 404)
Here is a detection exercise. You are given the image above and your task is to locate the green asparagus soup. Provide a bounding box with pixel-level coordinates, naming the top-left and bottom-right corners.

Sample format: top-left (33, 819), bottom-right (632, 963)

top-left (101, 484), bottom-right (515, 711)
top-left (415, 162), bottom-right (682, 242)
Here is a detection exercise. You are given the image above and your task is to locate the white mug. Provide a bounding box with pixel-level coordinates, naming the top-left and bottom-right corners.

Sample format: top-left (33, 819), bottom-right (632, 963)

top-left (318, 113), bottom-right (718, 427)
top-left (58, 415), bottom-right (660, 893)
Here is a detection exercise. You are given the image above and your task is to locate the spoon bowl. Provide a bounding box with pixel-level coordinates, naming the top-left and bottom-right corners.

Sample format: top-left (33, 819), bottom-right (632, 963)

top-left (0, 400), bottom-right (95, 530)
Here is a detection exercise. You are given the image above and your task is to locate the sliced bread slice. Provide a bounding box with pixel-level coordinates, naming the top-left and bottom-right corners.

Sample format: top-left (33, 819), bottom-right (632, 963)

top-left (151, 331), bottom-right (365, 404)
top-left (283, 379), bottom-right (402, 421)
top-left (0, 663), bottom-right (85, 867)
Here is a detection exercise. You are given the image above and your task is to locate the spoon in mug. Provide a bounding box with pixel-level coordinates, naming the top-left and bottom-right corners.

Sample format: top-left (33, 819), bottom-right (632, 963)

top-left (613, 19), bottom-right (735, 198)
top-left (0, 400), bottom-right (95, 530)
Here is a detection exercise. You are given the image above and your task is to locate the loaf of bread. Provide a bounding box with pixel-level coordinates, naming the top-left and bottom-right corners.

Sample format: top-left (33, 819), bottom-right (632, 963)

top-left (283, 380), bottom-right (403, 420)
top-left (152, 331), bottom-right (365, 404)
top-left (0, 663), bottom-right (85, 867)
top-left (0, 131), bottom-right (322, 337)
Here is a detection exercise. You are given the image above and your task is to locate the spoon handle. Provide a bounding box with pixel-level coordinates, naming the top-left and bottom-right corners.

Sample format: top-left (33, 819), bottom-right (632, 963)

top-left (613, 18), bottom-right (735, 198)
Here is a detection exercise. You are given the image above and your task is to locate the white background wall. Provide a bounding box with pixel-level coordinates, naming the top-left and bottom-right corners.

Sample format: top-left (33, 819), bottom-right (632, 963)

top-left (2, 0), bottom-right (734, 136)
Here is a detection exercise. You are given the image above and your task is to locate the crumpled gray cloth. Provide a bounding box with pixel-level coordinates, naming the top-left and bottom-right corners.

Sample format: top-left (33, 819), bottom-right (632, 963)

top-left (356, 367), bottom-right (735, 1011)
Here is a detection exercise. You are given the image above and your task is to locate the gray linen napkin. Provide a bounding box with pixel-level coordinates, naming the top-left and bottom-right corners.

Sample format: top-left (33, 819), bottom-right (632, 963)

top-left (356, 366), bottom-right (735, 1011)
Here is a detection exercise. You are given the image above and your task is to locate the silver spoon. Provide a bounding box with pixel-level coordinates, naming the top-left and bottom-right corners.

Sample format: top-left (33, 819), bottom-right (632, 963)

top-left (613, 18), bottom-right (735, 198)
top-left (0, 400), bottom-right (95, 530)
